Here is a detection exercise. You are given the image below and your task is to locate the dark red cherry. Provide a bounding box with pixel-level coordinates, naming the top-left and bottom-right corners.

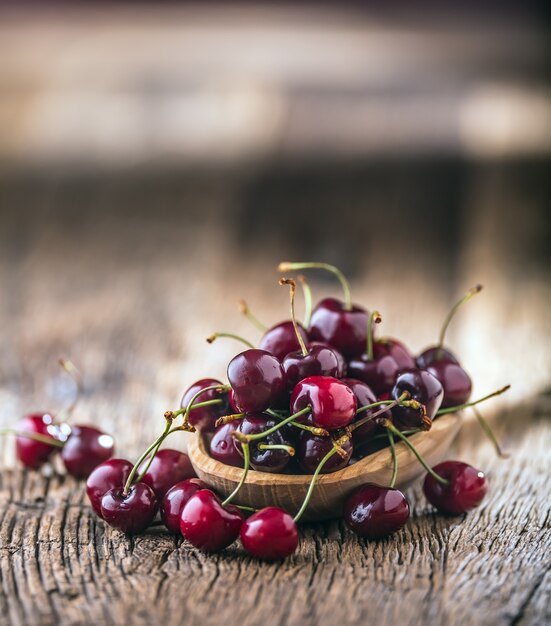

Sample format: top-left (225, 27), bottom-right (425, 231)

top-left (209, 421), bottom-right (244, 467)
top-left (309, 297), bottom-right (369, 359)
top-left (61, 425), bottom-right (114, 479)
top-left (100, 483), bottom-right (158, 534)
top-left (347, 353), bottom-right (399, 396)
top-left (240, 507), bottom-right (298, 560)
top-left (180, 378), bottom-right (229, 432)
top-left (391, 368), bottom-right (443, 430)
top-left (342, 378), bottom-right (379, 445)
top-left (373, 338), bottom-right (415, 371)
top-left (180, 489), bottom-right (244, 552)
top-left (423, 461), bottom-right (487, 515)
top-left (234, 414), bottom-right (295, 473)
top-left (426, 360), bottom-right (472, 407)
top-left (297, 432), bottom-right (352, 473)
top-left (291, 376), bottom-right (357, 430)
top-left (139, 449), bottom-right (196, 500)
top-left (161, 478), bottom-right (209, 533)
top-left (308, 341), bottom-right (347, 377)
top-left (86, 458), bottom-right (134, 517)
top-left (15, 413), bottom-right (63, 469)
top-left (259, 321), bottom-right (309, 361)
top-left (344, 484), bottom-right (410, 538)
top-left (227, 349), bottom-right (286, 413)
top-left (282, 344), bottom-right (339, 389)
top-left (416, 346), bottom-right (459, 369)
top-left (228, 388), bottom-right (239, 413)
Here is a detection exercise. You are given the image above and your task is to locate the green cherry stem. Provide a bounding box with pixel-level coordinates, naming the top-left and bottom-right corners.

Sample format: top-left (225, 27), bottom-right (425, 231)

top-left (239, 300), bottom-right (267, 333)
top-left (384, 421), bottom-right (449, 486)
top-left (436, 384), bottom-right (511, 416)
top-left (352, 392), bottom-right (412, 432)
top-left (257, 443), bottom-right (296, 456)
top-left (167, 398), bottom-right (226, 425)
top-left (437, 284), bottom-right (483, 358)
top-left (473, 407), bottom-right (509, 458)
top-left (233, 407), bottom-right (311, 444)
top-left (215, 413), bottom-right (245, 427)
top-left (298, 275), bottom-right (313, 328)
top-left (279, 277), bottom-right (308, 356)
top-left (222, 442), bottom-right (250, 506)
top-left (387, 429), bottom-right (398, 489)
top-left (266, 409), bottom-right (329, 436)
top-left (0, 428), bottom-right (65, 448)
top-left (278, 261), bottom-right (353, 311)
top-left (182, 385), bottom-right (229, 427)
top-left (366, 311), bottom-right (382, 360)
top-left (206, 333), bottom-right (255, 349)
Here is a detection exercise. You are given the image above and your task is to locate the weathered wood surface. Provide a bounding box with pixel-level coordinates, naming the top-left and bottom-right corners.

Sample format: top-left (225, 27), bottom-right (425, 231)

top-left (0, 177), bottom-right (550, 626)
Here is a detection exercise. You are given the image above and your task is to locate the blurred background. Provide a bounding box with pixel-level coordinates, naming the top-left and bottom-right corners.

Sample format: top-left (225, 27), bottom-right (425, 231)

top-left (0, 2), bottom-right (550, 456)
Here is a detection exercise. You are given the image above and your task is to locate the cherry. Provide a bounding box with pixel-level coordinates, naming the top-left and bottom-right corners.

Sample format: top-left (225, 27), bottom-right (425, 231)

top-left (234, 414), bottom-right (295, 473)
top-left (391, 368), bottom-right (443, 430)
top-left (139, 449), bottom-right (196, 500)
top-left (291, 376), bottom-right (357, 430)
top-left (344, 484), bottom-right (410, 538)
top-left (209, 421), bottom-right (244, 467)
top-left (180, 489), bottom-right (244, 552)
top-left (161, 478), bottom-right (209, 533)
top-left (61, 425), bottom-right (115, 479)
top-left (343, 378), bottom-right (379, 445)
top-left (15, 413), bottom-right (64, 469)
top-left (423, 460), bottom-right (487, 515)
top-left (426, 360), bottom-right (472, 407)
top-left (308, 341), bottom-right (347, 377)
top-left (227, 349), bottom-right (286, 413)
top-left (259, 321), bottom-right (309, 361)
top-left (373, 338), bottom-right (415, 371)
top-left (180, 378), bottom-right (228, 432)
top-left (283, 344), bottom-right (340, 389)
top-left (416, 346), bottom-right (459, 369)
top-left (240, 507), bottom-right (298, 560)
top-left (86, 458), bottom-right (133, 516)
top-left (297, 432), bottom-right (352, 474)
top-left (100, 483), bottom-right (158, 534)
top-left (347, 353), bottom-right (399, 396)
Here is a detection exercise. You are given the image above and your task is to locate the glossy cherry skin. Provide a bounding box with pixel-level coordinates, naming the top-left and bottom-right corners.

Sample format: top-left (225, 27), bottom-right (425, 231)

top-left (426, 360), bottom-right (472, 408)
top-left (309, 341), bottom-right (347, 377)
top-left (15, 413), bottom-right (63, 469)
top-left (259, 321), bottom-right (309, 361)
top-left (180, 378), bottom-right (229, 432)
top-left (297, 432), bottom-right (352, 473)
top-left (180, 489), bottom-right (244, 552)
top-left (234, 414), bottom-right (295, 473)
top-left (373, 339), bottom-right (416, 371)
top-left (139, 449), bottom-right (196, 500)
top-left (343, 378), bottom-right (379, 445)
top-left (227, 349), bottom-right (286, 413)
top-left (391, 368), bottom-right (444, 430)
top-left (86, 458), bottom-right (134, 517)
top-left (240, 507), bottom-right (298, 560)
top-left (416, 346), bottom-right (459, 369)
top-left (344, 484), bottom-right (410, 538)
top-left (291, 376), bottom-right (357, 430)
top-left (347, 353), bottom-right (399, 396)
top-left (161, 478), bottom-right (209, 533)
top-left (309, 297), bottom-right (369, 359)
top-left (100, 483), bottom-right (158, 534)
top-left (209, 421), bottom-right (244, 467)
top-left (61, 425), bottom-right (115, 479)
top-left (282, 344), bottom-right (339, 389)
top-left (423, 461), bottom-right (487, 515)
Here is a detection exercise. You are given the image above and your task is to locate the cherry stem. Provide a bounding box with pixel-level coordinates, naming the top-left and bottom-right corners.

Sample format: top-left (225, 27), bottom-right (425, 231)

top-left (222, 442), bottom-right (250, 506)
top-left (0, 428), bottom-right (65, 448)
top-left (387, 429), bottom-right (398, 489)
top-left (384, 421), bottom-right (449, 485)
top-left (215, 413), bottom-right (245, 427)
top-left (239, 300), bottom-right (267, 333)
top-left (352, 392), bottom-right (411, 432)
top-left (293, 445), bottom-right (340, 522)
top-left (278, 261), bottom-right (352, 311)
top-left (436, 384), bottom-right (511, 416)
top-left (234, 406), bottom-right (311, 443)
top-left (182, 385), bottom-right (228, 427)
top-left (265, 409), bottom-right (330, 437)
top-left (279, 278), bottom-right (308, 356)
top-left (58, 358), bottom-right (83, 420)
top-left (366, 311), bottom-right (382, 360)
top-left (168, 398), bottom-right (226, 422)
top-left (206, 333), bottom-right (255, 349)
top-left (473, 407), bottom-right (509, 458)
top-left (235, 504), bottom-right (257, 513)
top-left (437, 284), bottom-right (483, 357)
top-left (257, 443), bottom-right (296, 456)
top-left (298, 275), bottom-right (313, 327)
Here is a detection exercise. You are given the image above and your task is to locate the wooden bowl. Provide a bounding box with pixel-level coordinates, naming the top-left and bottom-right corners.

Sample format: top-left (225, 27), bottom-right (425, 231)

top-left (188, 413), bottom-right (462, 521)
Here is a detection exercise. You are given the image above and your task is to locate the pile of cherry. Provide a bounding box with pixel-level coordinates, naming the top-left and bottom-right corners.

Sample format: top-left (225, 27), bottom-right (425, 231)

top-left (5, 262), bottom-right (509, 561)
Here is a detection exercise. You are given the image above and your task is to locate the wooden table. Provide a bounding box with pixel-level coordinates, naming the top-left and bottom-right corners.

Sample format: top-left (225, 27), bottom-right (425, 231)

top-left (0, 179), bottom-right (549, 626)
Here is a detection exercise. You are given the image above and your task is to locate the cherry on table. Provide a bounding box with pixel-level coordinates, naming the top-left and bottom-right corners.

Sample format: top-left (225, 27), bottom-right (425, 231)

top-left (139, 449), bottom-right (196, 500)
top-left (344, 483), bottom-right (410, 538)
top-left (180, 489), bottom-right (244, 552)
top-left (391, 368), bottom-right (443, 430)
top-left (240, 506), bottom-right (298, 560)
top-left (423, 460), bottom-right (487, 515)
top-left (161, 478), bottom-right (209, 533)
top-left (209, 421), bottom-right (244, 467)
top-left (100, 482), bottom-right (158, 534)
top-left (234, 414), bottom-right (295, 473)
top-left (296, 431), bottom-right (352, 474)
top-left (61, 424), bottom-right (115, 479)
top-left (180, 378), bottom-right (229, 432)
top-left (86, 458), bottom-right (134, 517)
top-left (259, 321), bottom-right (309, 361)
top-left (15, 413), bottom-right (64, 469)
